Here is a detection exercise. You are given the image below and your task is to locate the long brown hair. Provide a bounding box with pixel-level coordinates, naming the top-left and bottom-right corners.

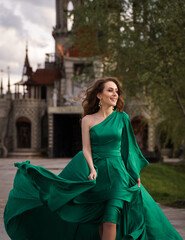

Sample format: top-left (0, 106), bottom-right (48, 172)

top-left (82, 77), bottom-right (124, 117)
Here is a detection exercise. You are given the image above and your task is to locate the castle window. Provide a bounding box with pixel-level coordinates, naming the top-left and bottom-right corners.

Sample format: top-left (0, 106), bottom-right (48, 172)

top-left (16, 117), bottom-right (31, 148)
top-left (74, 63), bottom-right (85, 76)
top-left (73, 63), bottom-right (94, 87)
top-left (41, 85), bottom-right (47, 99)
top-left (67, 1), bottom-right (74, 31)
top-left (74, 63), bottom-right (94, 76)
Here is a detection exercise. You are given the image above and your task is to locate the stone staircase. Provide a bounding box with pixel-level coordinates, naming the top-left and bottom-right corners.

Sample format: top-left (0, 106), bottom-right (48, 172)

top-left (8, 151), bottom-right (42, 159)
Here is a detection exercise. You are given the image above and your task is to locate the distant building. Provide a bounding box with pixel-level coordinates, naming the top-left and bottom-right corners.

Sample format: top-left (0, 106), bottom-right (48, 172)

top-left (0, 0), bottom-right (160, 160)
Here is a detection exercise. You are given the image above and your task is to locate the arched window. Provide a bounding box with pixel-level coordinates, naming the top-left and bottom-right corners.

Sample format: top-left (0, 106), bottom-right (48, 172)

top-left (67, 1), bottom-right (74, 31)
top-left (41, 85), bottom-right (47, 99)
top-left (131, 116), bottom-right (148, 151)
top-left (16, 117), bottom-right (31, 148)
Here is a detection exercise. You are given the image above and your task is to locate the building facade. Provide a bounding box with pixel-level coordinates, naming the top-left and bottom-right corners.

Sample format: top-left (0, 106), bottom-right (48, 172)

top-left (0, 0), bottom-right (159, 160)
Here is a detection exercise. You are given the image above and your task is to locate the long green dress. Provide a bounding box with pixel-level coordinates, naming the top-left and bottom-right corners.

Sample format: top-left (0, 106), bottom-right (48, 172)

top-left (4, 111), bottom-right (182, 240)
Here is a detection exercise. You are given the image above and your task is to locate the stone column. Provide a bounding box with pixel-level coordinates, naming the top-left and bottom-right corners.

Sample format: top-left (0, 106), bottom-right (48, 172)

top-left (93, 58), bottom-right (103, 79)
top-left (48, 114), bottom-right (53, 158)
top-left (64, 61), bottom-right (73, 96)
top-left (32, 114), bottom-right (38, 150)
top-left (59, 78), bottom-right (66, 105)
top-left (148, 120), bottom-right (155, 151)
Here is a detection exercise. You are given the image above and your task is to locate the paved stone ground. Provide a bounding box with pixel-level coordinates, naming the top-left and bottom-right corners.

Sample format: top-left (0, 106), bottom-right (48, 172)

top-left (0, 158), bottom-right (184, 240)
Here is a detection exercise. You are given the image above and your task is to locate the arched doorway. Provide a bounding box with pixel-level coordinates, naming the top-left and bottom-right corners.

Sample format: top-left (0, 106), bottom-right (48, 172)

top-left (53, 114), bottom-right (82, 157)
top-left (131, 116), bottom-right (148, 151)
top-left (16, 117), bottom-right (31, 148)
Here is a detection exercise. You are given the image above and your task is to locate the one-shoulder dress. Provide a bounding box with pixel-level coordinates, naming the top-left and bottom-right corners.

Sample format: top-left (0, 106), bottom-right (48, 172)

top-left (4, 111), bottom-right (183, 240)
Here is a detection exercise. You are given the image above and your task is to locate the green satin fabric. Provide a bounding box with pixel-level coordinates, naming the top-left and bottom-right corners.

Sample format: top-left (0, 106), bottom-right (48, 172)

top-left (4, 111), bottom-right (182, 239)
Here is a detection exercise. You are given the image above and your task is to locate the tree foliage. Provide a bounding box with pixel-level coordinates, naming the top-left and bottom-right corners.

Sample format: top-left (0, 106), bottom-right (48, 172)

top-left (72, 0), bottom-right (185, 151)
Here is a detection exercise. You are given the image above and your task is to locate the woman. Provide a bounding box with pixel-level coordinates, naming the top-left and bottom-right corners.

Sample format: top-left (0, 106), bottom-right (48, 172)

top-left (4, 77), bottom-right (182, 240)
top-left (81, 77), bottom-right (141, 240)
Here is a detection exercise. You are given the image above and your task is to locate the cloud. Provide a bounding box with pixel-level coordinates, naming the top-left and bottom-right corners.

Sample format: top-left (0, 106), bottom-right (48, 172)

top-left (11, 0), bottom-right (55, 8)
top-left (0, 3), bottom-right (25, 35)
top-left (0, 0), bottom-right (55, 92)
top-left (0, 28), bottom-right (24, 61)
top-left (0, 27), bottom-right (26, 74)
top-left (18, 2), bottom-right (55, 31)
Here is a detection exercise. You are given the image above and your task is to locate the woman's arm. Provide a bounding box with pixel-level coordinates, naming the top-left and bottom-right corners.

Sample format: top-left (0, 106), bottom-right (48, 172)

top-left (81, 115), bottom-right (97, 180)
top-left (136, 178), bottom-right (141, 188)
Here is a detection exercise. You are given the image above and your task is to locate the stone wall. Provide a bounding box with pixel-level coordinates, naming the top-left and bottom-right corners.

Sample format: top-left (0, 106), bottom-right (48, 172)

top-left (0, 97), bottom-right (12, 157)
top-left (13, 99), bottom-right (46, 152)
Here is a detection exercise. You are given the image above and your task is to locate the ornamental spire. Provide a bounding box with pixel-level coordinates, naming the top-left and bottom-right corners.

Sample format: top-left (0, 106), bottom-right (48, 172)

top-left (7, 66), bottom-right (11, 93)
top-left (22, 41), bottom-right (32, 82)
top-left (0, 69), bottom-right (3, 95)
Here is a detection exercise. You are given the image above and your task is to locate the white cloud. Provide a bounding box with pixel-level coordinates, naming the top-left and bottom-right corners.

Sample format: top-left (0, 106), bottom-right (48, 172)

top-left (0, 0), bottom-right (55, 92)
top-left (0, 3), bottom-right (24, 32)
top-left (19, 2), bottom-right (55, 31)
top-left (0, 28), bottom-right (25, 62)
top-left (11, 0), bottom-right (54, 8)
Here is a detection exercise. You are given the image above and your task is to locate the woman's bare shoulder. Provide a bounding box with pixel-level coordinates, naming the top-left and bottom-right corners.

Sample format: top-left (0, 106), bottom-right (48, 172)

top-left (82, 114), bottom-right (94, 126)
top-left (82, 113), bottom-right (98, 120)
top-left (82, 113), bottom-right (96, 127)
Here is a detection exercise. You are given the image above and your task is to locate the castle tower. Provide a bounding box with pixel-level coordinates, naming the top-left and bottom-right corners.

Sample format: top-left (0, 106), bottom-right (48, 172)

top-left (47, 0), bottom-right (104, 158)
top-left (0, 70), bottom-right (3, 96)
top-left (7, 66), bottom-right (11, 94)
top-left (14, 44), bottom-right (33, 99)
top-left (22, 43), bottom-right (33, 82)
top-left (52, 0), bottom-right (76, 60)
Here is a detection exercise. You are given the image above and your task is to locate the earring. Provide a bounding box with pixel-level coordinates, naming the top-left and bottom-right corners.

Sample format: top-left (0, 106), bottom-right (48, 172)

top-left (98, 99), bottom-right (102, 108)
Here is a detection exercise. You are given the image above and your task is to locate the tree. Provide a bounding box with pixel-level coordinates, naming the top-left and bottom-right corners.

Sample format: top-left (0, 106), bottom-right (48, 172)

top-left (72, 0), bottom-right (185, 152)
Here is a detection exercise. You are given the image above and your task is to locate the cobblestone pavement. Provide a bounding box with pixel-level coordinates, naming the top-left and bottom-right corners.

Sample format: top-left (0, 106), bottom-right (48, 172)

top-left (0, 158), bottom-right (184, 240)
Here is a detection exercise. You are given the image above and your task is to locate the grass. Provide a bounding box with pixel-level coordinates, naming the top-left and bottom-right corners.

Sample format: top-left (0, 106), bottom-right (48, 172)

top-left (140, 163), bottom-right (185, 208)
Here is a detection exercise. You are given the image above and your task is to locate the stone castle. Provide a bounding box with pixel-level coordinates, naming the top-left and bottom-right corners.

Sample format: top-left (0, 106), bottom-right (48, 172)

top-left (0, 0), bottom-right (157, 159)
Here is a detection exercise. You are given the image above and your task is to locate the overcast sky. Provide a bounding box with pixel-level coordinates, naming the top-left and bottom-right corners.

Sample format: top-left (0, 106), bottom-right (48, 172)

top-left (0, 0), bottom-right (55, 92)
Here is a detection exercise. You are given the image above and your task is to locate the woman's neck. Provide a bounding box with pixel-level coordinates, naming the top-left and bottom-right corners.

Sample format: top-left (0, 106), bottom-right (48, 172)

top-left (98, 107), bottom-right (114, 117)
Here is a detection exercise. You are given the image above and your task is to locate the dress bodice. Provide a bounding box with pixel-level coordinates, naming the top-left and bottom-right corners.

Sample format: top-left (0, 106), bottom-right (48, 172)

top-left (90, 111), bottom-right (149, 181)
top-left (90, 111), bottom-right (123, 157)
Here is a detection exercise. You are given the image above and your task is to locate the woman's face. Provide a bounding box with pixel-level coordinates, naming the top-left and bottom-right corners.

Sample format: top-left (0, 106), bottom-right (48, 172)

top-left (97, 81), bottom-right (118, 108)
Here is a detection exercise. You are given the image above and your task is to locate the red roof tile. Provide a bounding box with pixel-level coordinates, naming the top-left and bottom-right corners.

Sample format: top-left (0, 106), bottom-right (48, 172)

top-left (25, 68), bottom-right (61, 86)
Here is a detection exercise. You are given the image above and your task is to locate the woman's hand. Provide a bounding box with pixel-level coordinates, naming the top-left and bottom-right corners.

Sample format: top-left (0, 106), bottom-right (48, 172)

top-left (88, 167), bottom-right (97, 180)
top-left (136, 178), bottom-right (141, 188)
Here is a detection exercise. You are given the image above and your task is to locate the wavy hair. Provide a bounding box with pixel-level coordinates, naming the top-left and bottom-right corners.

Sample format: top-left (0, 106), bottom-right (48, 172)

top-left (82, 77), bottom-right (124, 117)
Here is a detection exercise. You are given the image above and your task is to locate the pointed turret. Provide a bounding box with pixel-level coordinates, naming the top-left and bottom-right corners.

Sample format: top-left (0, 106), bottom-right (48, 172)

top-left (0, 70), bottom-right (3, 96)
top-left (22, 42), bottom-right (32, 82)
top-left (7, 66), bottom-right (11, 93)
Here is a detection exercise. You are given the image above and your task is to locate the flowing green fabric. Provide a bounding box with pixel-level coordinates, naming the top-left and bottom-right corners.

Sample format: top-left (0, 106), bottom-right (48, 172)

top-left (4, 111), bottom-right (182, 240)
